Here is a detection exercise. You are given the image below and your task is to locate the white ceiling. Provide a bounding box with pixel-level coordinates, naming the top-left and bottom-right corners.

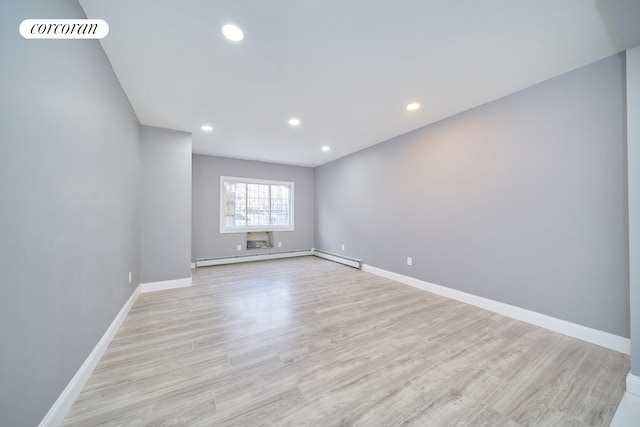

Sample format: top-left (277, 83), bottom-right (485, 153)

top-left (78, 0), bottom-right (640, 167)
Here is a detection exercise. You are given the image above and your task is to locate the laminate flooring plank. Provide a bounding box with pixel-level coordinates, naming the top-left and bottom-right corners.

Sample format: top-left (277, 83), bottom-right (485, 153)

top-left (62, 256), bottom-right (630, 426)
top-left (65, 355), bottom-right (283, 426)
top-left (549, 344), bottom-right (628, 426)
top-left (535, 406), bottom-right (591, 427)
top-left (323, 381), bottom-right (431, 427)
top-left (191, 387), bottom-right (306, 427)
top-left (485, 336), bottom-right (593, 425)
top-left (398, 386), bottom-right (486, 427)
top-left (467, 406), bottom-right (523, 427)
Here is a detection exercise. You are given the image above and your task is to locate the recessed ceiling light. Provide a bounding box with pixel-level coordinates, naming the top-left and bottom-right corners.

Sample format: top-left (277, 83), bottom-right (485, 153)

top-left (222, 24), bottom-right (243, 41)
top-left (406, 102), bottom-right (420, 111)
top-left (200, 125), bottom-right (213, 131)
top-left (288, 118), bottom-right (301, 127)
top-left (321, 146), bottom-right (331, 152)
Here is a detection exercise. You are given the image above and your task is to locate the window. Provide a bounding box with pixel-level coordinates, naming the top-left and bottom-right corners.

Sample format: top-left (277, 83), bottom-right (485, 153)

top-left (220, 176), bottom-right (294, 233)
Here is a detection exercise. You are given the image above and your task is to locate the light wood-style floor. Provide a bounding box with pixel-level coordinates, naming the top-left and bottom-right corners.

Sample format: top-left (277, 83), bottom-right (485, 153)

top-left (63, 257), bottom-right (629, 426)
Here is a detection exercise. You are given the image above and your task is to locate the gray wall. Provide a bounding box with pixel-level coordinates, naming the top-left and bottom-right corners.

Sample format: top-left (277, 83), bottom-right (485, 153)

top-left (628, 45), bottom-right (640, 376)
top-left (0, 1), bottom-right (141, 426)
top-left (140, 126), bottom-right (192, 283)
top-left (315, 54), bottom-right (629, 337)
top-left (192, 154), bottom-right (314, 260)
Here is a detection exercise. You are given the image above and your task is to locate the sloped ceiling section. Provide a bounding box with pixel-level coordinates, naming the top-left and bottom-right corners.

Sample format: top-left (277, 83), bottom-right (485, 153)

top-left (79, 0), bottom-right (640, 167)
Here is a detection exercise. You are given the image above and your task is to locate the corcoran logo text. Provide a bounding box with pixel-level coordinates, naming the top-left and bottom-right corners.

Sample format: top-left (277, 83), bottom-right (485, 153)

top-left (19, 19), bottom-right (109, 39)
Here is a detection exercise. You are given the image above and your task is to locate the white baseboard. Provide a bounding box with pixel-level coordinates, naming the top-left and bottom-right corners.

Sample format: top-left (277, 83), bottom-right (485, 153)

top-left (628, 372), bottom-right (640, 397)
top-left (196, 250), bottom-right (313, 267)
top-left (362, 264), bottom-right (630, 355)
top-left (610, 391), bottom-right (640, 426)
top-left (140, 276), bottom-right (192, 293)
top-left (190, 262), bottom-right (196, 269)
top-left (38, 286), bottom-right (141, 427)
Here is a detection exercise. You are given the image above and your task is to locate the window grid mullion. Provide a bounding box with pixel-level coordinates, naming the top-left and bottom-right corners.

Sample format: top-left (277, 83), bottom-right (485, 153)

top-left (268, 185), bottom-right (272, 226)
top-left (221, 176), bottom-right (293, 232)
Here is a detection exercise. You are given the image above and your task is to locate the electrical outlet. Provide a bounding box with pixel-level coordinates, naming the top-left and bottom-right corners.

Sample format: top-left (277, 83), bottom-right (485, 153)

top-left (237, 244), bottom-right (242, 251)
top-left (278, 241), bottom-right (282, 247)
top-left (128, 272), bottom-right (132, 284)
top-left (341, 244), bottom-right (345, 251)
top-left (407, 257), bottom-right (412, 266)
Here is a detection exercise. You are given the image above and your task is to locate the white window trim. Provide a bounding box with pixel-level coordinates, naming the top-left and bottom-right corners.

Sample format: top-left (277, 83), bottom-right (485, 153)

top-left (219, 176), bottom-right (295, 234)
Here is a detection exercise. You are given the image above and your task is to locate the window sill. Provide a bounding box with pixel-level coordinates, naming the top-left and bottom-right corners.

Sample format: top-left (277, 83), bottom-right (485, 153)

top-left (220, 227), bottom-right (294, 234)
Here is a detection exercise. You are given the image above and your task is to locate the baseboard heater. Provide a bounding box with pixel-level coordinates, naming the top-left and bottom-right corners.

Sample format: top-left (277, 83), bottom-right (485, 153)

top-left (195, 248), bottom-right (362, 269)
top-left (312, 249), bottom-right (362, 269)
top-left (196, 249), bottom-right (313, 267)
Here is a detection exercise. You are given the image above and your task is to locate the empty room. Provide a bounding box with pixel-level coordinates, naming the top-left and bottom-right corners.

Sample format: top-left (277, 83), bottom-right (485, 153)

top-left (2, 0), bottom-right (640, 426)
